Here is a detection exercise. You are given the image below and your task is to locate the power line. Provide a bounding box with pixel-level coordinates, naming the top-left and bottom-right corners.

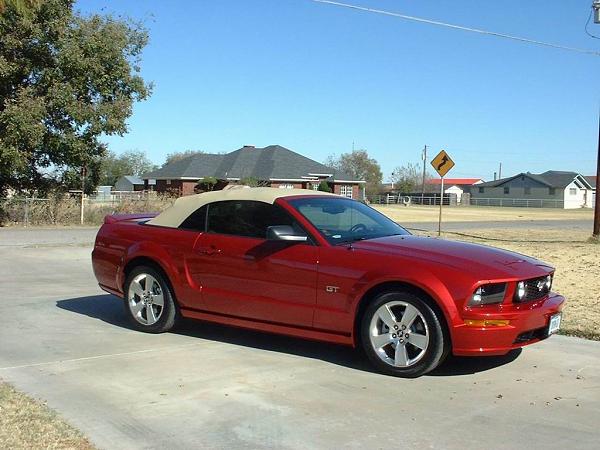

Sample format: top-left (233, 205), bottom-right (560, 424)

top-left (312, 0), bottom-right (600, 57)
top-left (586, 8), bottom-right (600, 40)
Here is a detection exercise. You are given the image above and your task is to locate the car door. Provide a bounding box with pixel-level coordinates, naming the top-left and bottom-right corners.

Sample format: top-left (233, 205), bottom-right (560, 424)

top-left (187, 200), bottom-right (319, 327)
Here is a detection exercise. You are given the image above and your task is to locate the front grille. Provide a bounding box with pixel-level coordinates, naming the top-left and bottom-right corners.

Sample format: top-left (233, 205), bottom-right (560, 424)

top-left (515, 276), bottom-right (551, 302)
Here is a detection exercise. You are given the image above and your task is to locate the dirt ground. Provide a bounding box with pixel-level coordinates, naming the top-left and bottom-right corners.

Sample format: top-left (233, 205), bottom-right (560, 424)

top-left (373, 204), bottom-right (594, 223)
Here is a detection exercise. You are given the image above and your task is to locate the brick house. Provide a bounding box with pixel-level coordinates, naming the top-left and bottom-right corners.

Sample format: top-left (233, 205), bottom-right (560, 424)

top-left (143, 145), bottom-right (365, 198)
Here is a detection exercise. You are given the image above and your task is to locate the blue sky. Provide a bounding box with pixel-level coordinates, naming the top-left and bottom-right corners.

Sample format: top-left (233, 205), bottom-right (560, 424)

top-left (77, 0), bottom-right (600, 181)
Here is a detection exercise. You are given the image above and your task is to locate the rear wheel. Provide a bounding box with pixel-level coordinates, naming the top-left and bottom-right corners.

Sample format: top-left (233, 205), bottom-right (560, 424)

top-left (124, 266), bottom-right (178, 333)
top-left (360, 291), bottom-right (447, 377)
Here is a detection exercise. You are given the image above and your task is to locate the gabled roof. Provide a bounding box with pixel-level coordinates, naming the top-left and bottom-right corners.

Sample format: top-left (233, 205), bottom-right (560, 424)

top-left (477, 171), bottom-right (593, 189)
top-left (143, 145), bottom-right (362, 183)
top-left (586, 176), bottom-right (597, 188)
top-left (428, 178), bottom-right (483, 186)
top-left (121, 175), bottom-right (144, 185)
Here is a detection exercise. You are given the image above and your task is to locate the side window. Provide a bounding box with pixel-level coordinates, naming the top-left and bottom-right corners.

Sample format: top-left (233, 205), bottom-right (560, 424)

top-left (206, 201), bottom-right (296, 239)
top-left (179, 205), bottom-right (208, 231)
top-left (503, 187), bottom-right (510, 195)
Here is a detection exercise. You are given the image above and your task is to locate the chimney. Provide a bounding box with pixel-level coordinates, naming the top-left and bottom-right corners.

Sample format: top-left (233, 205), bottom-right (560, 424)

top-left (494, 172), bottom-right (497, 181)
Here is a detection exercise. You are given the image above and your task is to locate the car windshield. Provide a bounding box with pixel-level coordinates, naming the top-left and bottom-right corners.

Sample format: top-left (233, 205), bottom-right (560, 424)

top-left (288, 197), bottom-right (410, 245)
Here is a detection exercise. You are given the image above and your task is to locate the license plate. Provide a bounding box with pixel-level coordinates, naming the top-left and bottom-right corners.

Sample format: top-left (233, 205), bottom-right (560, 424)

top-left (548, 313), bottom-right (561, 335)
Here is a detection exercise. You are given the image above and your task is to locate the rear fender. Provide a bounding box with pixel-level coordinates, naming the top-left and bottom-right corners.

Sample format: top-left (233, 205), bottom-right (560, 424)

top-left (120, 241), bottom-right (181, 295)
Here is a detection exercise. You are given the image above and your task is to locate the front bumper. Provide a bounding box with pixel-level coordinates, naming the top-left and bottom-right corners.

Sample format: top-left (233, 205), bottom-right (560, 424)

top-left (452, 293), bottom-right (565, 356)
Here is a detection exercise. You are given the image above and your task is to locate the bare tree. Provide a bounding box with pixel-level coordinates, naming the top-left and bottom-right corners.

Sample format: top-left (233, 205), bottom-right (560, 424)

top-left (390, 163), bottom-right (434, 193)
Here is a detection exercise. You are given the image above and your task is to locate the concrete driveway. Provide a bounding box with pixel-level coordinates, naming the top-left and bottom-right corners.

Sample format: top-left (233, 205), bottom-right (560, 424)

top-left (1, 228), bottom-right (599, 449)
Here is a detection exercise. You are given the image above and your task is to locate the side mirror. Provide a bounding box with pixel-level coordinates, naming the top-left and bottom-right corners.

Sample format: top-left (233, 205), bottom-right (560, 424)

top-left (266, 225), bottom-right (308, 242)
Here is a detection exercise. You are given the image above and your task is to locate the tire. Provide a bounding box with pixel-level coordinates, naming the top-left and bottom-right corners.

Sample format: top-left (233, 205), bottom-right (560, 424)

top-left (360, 291), bottom-right (448, 377)
top-left (123, 265), bottom-right (179, 333)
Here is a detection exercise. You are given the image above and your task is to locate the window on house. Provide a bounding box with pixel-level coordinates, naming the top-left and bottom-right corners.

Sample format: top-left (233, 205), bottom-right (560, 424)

top-left (478, 187), bottom-right (484, 194)
top-left (340, 185), bottom-right (353, 198)
top-left (503, 187), bottom-right (510, 195)
top-left (569, 188), bottom-right (577, 195)
top-left (524, 187), bottom-right (531, 195)
top-left (312, 183), bottom-right (319, 191)
top-left (206, 201), bottom-right (297, 239)
top-left (278, 184), bottom-right (294, 189)
top-left (549, 188), bottom-right (556, 195)
top-left (166, 179), bottom-right (171, 185)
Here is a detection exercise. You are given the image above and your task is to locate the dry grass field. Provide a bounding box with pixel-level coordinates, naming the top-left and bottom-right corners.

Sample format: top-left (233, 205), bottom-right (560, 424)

top-left (372, 204), bottom-right (594, 223)
top-left (0, 381), bottom-right (95, 449)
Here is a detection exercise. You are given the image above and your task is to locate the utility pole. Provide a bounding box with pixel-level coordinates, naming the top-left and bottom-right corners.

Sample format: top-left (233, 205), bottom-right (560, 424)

top-left (593, 112), bottom-right (600, 237)
top-left (421, 145), bottom-right (427, 204)
top-left (591, 1), bottom-right (600, 237)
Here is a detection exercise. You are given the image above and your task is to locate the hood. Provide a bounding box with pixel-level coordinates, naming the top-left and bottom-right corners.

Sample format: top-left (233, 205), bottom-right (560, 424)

top-left (351, 235), bottom-right (553, 280)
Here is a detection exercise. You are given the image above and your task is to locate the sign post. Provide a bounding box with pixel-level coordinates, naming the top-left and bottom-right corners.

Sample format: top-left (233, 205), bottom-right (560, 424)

top-left (430, 149), bottom-right (455, 236)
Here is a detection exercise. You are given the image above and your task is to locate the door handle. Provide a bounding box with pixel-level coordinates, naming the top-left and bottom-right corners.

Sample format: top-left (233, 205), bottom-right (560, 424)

top-left (197, 246), bottom-right (221, 255)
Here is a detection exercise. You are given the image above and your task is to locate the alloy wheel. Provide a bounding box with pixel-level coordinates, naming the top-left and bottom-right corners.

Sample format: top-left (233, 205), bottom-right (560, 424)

top-left (128, 273), bottom-right (165, 326)
top-left (368, 301), bottom-right (430, 368)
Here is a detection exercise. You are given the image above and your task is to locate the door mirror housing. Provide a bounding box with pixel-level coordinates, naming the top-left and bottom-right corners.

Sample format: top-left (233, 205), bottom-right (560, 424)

top-left (266, 225), bottom-right (308, 242)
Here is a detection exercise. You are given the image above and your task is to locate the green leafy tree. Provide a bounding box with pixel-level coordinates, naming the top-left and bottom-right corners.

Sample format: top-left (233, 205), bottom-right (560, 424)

top-left (98, 150), bottom-right (157, 186)
top-left (0, 0), bottom-right (42, 16)
top-left (195, 176), bottom-right (218, 192)
top-left (326, 149), bottom-right (382, 195)
top-left (317, 180), bottom-right (332, 192)
top-left (0, 0), bottom-right (151, 198)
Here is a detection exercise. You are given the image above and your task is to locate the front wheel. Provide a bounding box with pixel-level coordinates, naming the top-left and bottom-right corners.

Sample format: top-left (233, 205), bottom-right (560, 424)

top-left (124, 265), bottom-right (179, 333)
top-left (360, 291), bottom-right (448, 377)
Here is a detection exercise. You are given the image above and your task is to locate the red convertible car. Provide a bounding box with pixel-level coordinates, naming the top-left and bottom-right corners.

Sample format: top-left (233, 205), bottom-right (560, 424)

top-left (92, 187), bottom-right (564, 377)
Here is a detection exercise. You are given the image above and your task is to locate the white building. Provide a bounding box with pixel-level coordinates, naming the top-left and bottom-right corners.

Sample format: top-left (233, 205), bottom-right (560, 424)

top-left (428, 178), bottom-right (484, 204)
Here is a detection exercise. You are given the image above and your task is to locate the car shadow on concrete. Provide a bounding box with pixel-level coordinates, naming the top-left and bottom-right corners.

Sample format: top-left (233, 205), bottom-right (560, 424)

top-left (57, 294), bottom-right (522, 377)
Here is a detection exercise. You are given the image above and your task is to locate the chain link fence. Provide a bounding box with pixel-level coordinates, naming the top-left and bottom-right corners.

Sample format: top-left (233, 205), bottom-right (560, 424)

top-left (0, 193), bottom-right (175, 226)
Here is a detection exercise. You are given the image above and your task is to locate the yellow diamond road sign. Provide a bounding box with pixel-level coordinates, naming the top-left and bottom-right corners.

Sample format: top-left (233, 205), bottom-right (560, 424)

top-left (431, 150), bottom-right (455, 178)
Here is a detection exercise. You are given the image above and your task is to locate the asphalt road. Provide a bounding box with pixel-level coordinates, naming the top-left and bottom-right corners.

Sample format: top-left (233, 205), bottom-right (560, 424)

top-left (1, 228), bottom-right (599, 449)
top-left (402, 219), bottom-right (594, 233)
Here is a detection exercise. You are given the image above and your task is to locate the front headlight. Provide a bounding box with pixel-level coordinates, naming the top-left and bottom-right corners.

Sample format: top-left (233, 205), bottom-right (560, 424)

top-left (469, 283), bottom-right (507, 306)
top-left (515, 281), bottom-right (526, 301)
top-left (544, 275), bottom-right (553, 292)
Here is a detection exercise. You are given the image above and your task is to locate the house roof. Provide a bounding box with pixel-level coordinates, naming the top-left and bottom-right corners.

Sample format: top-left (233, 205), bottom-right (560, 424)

top-left (477, 171), bottom-right (593, 189)
top-left (428, 178), bottom-right (483, 186)
top-left (586, 176), bottom-right (597, 188)
top-left (143, 145), bottom-right (363, 183)
top-left (121, 175), bottom-right (144, 185)
top-left (148, 187), bottom-right (338, 228)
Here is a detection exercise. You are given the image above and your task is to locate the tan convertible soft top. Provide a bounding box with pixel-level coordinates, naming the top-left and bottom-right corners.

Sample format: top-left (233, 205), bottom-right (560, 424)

top-left (148, 187), bottom-right (339, 228)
